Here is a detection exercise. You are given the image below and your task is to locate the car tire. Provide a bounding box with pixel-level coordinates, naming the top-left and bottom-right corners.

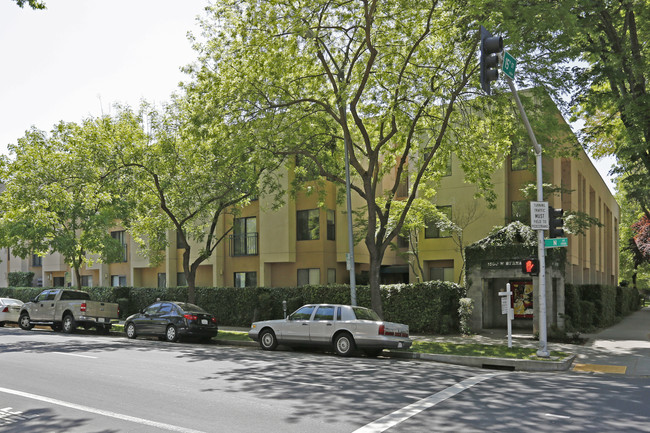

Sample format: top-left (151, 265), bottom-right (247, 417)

top-left (0, 322), bottom-right (5, 327)
top-left (96, 325), bottom-right (110, 335)
top-left (334, 332), bottom-right (355, 357)
top-left (19, 313), bottom-right (33, 330)
top-left (125, 322), bottom-right (137, 339)
top-left (259, 329), bottom-right (278, 351)
top-left (165, 325), bottom-right (178, 342)
top-left (62, 314), bottom-right (77, 334)
top-left (51, 323), bottom-right (62, 332)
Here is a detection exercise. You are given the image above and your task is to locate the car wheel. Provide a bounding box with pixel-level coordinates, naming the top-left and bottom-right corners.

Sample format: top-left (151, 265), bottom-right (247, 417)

top-left (165, 325), bottom-right (178, 342)
top-left (0, 322), bottom-right (5, 327)
top-left (96, 325), bottom-right (110, 335)
top-left (19, 313), bottom-right (33, 330)
top-left (334, 332), bottom-right (355, 357)
top-left (259, 329), bottom-right (278, 351)
top-left (51, 323), bottom-right (62, 332)
top-left (125, 322), bottom-right (137, 339)
top-left (62, 314), bottom-right (77, 334)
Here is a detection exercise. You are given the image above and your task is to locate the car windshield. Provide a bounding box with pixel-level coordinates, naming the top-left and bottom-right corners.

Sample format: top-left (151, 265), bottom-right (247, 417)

top-left (352, 307), bottom-right (381, 321)
top-left (175, 303), bottom-right (207, 313)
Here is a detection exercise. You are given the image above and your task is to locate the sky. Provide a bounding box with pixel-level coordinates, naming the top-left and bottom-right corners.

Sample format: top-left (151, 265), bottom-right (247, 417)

top-left (0, 0), bottom-right (617, 195)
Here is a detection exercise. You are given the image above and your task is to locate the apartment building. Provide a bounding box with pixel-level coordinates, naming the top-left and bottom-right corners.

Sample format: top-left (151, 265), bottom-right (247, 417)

top-left (0, 100), bottom-right (618, 297)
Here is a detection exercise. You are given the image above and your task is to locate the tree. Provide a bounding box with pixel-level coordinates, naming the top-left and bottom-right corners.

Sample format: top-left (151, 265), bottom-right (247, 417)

top-left (11, 0), bottom-right (45, 9)
top-left (0, 122), bottom-right (128, 288)
top-left (497, 1), bottom-right (649, 214)
top-left (90, 102), bottom-right (280, 303)
top-left (187, 0), bottom-right (516, 316)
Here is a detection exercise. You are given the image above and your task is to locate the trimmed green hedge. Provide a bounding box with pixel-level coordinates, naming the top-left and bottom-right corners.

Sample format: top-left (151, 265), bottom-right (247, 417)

top-left (564, 284), bottom-right (640, 332)
top-left (0, 281), bottom-right (465, 334)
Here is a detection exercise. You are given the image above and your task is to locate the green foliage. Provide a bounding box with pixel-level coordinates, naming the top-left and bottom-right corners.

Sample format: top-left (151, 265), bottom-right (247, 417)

top-left (12, 0), bottom-right (45, 9)
top-left (0, 286), bottom-right (42, 301)
top-left (564, 284), bottom-right (640, 332)
top-left (8, 272), bottom-right (34, 287)
top-left (458, 297), bottom-right (474, 336)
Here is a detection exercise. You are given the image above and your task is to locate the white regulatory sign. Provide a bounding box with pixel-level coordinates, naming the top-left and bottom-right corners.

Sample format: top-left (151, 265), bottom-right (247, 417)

top-left (530, 201), bottom-right (549, 230)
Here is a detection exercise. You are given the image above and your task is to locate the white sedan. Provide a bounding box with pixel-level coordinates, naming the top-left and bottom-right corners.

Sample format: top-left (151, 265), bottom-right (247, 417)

top-left (0, 298), bottom-right (24, 327)
top-left (249, 304), bottom-right (412, 357)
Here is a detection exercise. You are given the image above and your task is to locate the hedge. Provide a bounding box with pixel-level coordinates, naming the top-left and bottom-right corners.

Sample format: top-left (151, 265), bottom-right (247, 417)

top-left (0, 280), bottom-right (465, 334)
top-left (564, 284), bottom-right (640, 332)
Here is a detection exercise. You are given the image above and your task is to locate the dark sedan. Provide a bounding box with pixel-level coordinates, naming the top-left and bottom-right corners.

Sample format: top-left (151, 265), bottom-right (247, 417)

top-left (124, 301), bottom-right (218, 342)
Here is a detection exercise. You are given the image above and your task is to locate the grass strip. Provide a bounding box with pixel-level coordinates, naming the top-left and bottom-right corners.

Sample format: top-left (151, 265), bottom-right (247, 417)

top-left (409, 340), bottom-right (568, 360)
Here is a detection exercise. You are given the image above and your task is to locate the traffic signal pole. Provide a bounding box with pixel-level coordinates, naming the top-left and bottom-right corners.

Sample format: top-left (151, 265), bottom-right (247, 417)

top-left (505, 77), bottom-right (550, 358)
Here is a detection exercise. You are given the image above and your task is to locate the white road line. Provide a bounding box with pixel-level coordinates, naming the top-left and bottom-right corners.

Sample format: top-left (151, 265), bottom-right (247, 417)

top-left (353, 372), bottom-right (506, 433)
top-left (545, 413), bottom-right (571, 419)
top-left (52, 352), bottom-right (98, 359)
top-left (0, 386), bottom-right (206, 433)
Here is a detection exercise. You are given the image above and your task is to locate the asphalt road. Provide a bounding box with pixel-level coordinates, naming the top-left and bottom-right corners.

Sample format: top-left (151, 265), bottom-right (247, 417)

top-left (1, 327), bottom-right (649, 432)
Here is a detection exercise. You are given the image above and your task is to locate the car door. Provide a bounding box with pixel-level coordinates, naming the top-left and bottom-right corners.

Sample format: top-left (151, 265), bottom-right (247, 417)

top-left (31, 290), bottom-right (58, 321)
top-left (151, 302), bottom-right (174, 335)
top-left (281, 305), bottom-right (316, 344)
top-left (309, 305), bottom-right (336, 344)
top-left (137, 303), bottom-right (162, 334)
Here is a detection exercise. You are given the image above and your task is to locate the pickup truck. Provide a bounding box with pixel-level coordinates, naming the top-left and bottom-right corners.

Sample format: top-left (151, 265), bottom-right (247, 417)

top-left (18, 289), bottom-right (119, 334)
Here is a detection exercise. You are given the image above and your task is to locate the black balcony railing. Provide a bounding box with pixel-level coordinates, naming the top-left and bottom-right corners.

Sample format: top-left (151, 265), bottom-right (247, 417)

top-left (230, 233), bottom-right (258, 256)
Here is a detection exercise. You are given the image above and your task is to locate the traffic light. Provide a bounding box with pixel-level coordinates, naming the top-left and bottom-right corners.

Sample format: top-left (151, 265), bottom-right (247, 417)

top-left (548, 206), bottom-right (565, 238)
top-left (480, 25), bottom-right (503, 95)
top-left (521, 258), bottom-right (539, 276)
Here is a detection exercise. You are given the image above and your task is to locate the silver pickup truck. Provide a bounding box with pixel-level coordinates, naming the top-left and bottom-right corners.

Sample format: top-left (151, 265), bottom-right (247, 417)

top-left (19, 289), bottom-right (119, 334)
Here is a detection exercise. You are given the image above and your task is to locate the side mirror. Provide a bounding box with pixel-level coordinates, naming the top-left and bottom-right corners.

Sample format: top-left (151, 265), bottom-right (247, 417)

top-left (31, 298), bottom-right (38, 303)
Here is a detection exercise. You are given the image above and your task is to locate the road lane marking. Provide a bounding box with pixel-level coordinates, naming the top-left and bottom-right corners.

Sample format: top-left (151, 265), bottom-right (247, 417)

top-left (52, 352), bottom-right (98, 359)
top-left (545, 413), bottom-right (571, 419)
top-left (0, 386), bottom-right (206, 433)
top-left (353, 372), bottom-right (506, 433)
top-left (573, 363), bottom-right (627, 374)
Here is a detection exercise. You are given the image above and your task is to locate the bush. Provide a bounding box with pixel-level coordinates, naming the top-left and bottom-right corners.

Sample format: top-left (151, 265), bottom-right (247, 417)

top-left (8, 272), bottom-right (35, 287)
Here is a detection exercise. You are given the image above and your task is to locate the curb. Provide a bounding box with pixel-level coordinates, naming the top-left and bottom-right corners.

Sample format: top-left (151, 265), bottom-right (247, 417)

top-left (386, 350), bottom-right (576, 371)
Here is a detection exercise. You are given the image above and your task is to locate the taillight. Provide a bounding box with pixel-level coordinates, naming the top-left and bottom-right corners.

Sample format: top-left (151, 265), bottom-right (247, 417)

top-left (80, 302), bottom-right (86, 312)
top-left (184, 314), bottom-right (197, 321)
top-left (1, 306), bottom-right (8, 313)
top-left (378, 324), bottom-right (384, 335)
top-left (211, 317), bottom-right (217, 324)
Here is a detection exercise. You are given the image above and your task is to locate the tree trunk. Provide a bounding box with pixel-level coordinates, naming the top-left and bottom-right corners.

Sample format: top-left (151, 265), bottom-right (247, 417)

top-left (368, 249), bottom-right (384, 319)
top-left (182, 248), bottom-right (196, 304)
top-left (73, 265), bottom-right (82, 290)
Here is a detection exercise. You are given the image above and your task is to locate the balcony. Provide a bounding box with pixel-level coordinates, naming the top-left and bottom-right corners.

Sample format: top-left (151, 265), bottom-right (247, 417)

top-left (229, 233), bottom-right (258, 256)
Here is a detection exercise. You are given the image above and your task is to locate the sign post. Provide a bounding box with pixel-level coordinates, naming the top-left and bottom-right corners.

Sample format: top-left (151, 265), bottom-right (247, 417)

top-left (499, 283), bottom-right (514, 348)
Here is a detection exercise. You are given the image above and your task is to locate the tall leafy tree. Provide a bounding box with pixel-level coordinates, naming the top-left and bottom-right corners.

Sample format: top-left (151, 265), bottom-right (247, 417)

top-left (497, 0), bottom-right (649, 214)
top-left (89, 102), bottom-right (281, 303)
top-left (0, 122), bottom-right (128, 288)
top-left (11, 0), bottom-right (45, 9)
top-left (186, 0), bottom-right (516, 316)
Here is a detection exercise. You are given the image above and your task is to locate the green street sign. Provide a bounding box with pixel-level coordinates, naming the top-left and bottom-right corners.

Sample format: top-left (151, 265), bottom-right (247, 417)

top-left (545, 237), bottom-right (568, 248)
top-left (502, 51), bottom-right (516, 80)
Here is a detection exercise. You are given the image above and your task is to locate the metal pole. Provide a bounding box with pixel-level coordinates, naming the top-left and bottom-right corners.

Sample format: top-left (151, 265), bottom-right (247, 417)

top-left (344, 133), bottom-right (357, 306)
top-left (506, 283), bottom-right (512, 348)
top-left (506, 78), bottom-right (549, 357)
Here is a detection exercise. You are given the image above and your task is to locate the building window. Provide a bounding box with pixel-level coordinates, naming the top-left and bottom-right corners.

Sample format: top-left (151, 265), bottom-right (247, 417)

top-left (176, 230), bottom-right (188, 249)
top-left (32, 254), bottom-right (42, 267)
top-left (234, 272), bottom-right (257, 288)
top-left (53, 276), bottom-right (65, 286)
top-left (297, 209), bottom-right (319, 241)
top-left (327, 210), bottom-right (335, 241)
top-left (429, 260), bottom-right (454, 282)
top-left (111, 230), bottom-right (128, 262)
top-left (425, 206), bottom-right (452, 238)
top-left (81, 275), bottom-right (93, 287)
top-left (177, 272), bottom-right (187, 287)
top-left (327, 268), bottom-right (336, 285)
top-left (158, 273), bottom-right (166, 288)
top-left (511, 140), bottom-right (530, 171)
top-left (231, 217), bottom-right (258, 256)
top-left (297, 268), bottom-right (320, 286)
top-left (111, 275), bottom-right (127, 287)
top-left (511, 200), bottom-right (529, 223)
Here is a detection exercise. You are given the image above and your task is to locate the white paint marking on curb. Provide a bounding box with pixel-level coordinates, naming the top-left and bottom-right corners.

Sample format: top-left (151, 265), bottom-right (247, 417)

top-left (52, 352), bottom-right (98, 359)
top-left (0, 386), bottom-right (206, 433)
top-left (353, 372), bottom-right (506, 433)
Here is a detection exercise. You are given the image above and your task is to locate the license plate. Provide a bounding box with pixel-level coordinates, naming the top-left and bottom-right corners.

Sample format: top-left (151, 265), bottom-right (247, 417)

top-left (398, 342), bottom-right (403, 348)
top-left (201, 319), bottom-right (208, 325)
top-left (98, 318), bottom-right (107, 323)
